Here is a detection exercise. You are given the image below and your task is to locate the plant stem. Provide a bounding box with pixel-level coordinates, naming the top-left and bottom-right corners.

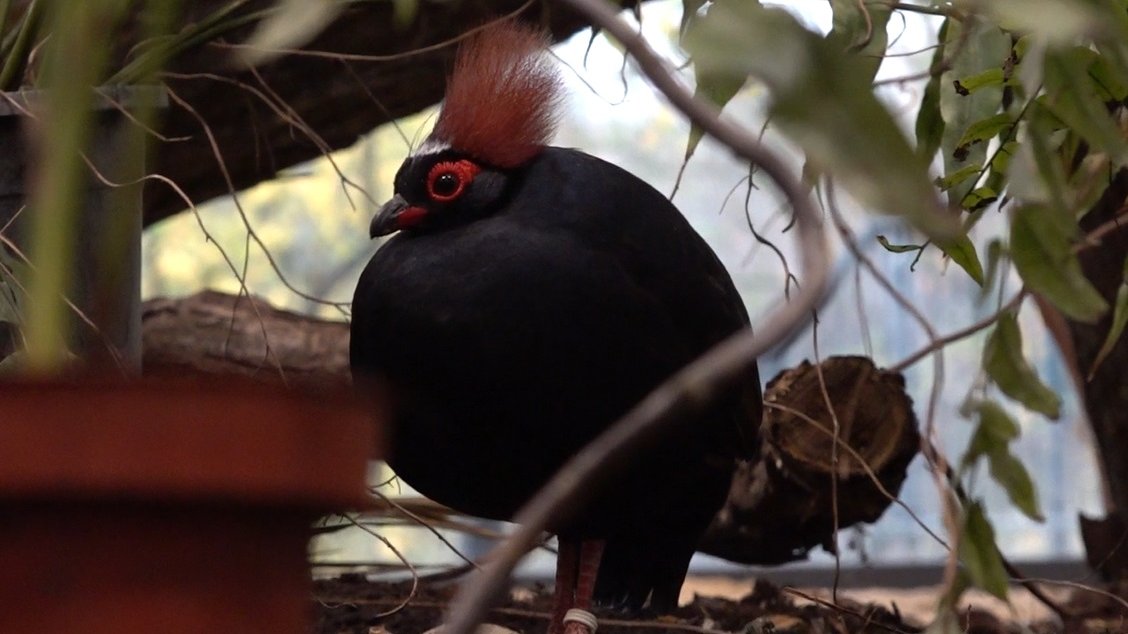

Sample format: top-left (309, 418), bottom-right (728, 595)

top-left (0, 0), bottom-right (41, 90)
top-left (0, 0), bottom-right (13, 56)
top-left (23, 0), bottom-right (129, 373)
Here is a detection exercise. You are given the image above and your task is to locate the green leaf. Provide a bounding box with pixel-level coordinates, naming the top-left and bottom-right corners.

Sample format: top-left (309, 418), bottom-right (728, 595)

top-left (962, 400), bottom-right (1043, 521)
top-left (916, 72), bottom-right (945, 162)
top-left (686, 67), bottom-right (746, 159)
top-left (954, 113), bottom-right (1013, 161)
top-left (989, 450), bottom-right (1045, 521)
top-left (984, 0), bottom-right (1105, 45)
top-left (935, 164), bottom-right (982, 192)
top-left (961, 186), bottom-right (999, 212)
top-left (1093, 28), bottom-right (1128, 103)
top-left (0, 252), bottom-right (20, 325)
top-left (954, 67), bottom-right (1006, 95)
top-left (1011, 204), bottom-right (1109, 323)
top-left (988, 141), bottom-right (1019, 176)
top-left (937, 233), bottom-right (985, 285)
top-left (924, 615), bottom-right (962, 634)
top-left (975, 131), bottom-right (1013, 220)
top-left (962, 400), bottom-right (1020, 467)
top-left (877, 235), bottom-right (923, 254)
top-left (982, 239), bottom-right (1004, 296)
top-left (1089, 255), bottom-right (1128, 379)
top-left (684, 2), bottom-right (952, 235)
top-left (1006, 127), bottom-right (1068, 209)
top-left (959, 501), bottom-right (1010, 600)
top-left (680, 0), bottom-right (708, 40)
top-left (983, 311), bottom-right (1063, 418)
top-left (684, 0), bottom-right (753, 159)
top-left (1068, 153), bottom-right (1113, 215)
top-left (934, 568), bottom-right (973, 626)
top-left (391, 0), bottom-right (419, 28)
top-left (826, 0), bottom-right (892, 82)
top-left (1087, 51), bottom-right (1128, 102)
top-left (1042, 48), bottom-right (1128, 167)
top-left (939, 20), bottom-right (1011, 206)
top-left (0, 286), bottom-right (17, 324)
top-left (915, 19), bottom-right (947, 162)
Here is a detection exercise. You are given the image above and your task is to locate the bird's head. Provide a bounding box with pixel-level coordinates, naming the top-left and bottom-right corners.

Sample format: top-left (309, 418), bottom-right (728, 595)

top-left (370, 21), bottom-right (564, 238)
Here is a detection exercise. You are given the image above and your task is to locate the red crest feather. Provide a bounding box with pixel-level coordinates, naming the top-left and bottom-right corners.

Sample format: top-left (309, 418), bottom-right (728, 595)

top-left (427, 21), bottom-right (564, 168)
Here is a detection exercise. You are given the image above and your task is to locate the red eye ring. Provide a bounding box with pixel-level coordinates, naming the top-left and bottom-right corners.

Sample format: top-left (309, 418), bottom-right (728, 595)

top-left (426, 159), bottom-right (481, 202)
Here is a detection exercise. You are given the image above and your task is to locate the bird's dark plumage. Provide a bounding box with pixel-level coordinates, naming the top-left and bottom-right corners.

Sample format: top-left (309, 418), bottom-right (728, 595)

top-left (350, 21), bottom-right (761, 621)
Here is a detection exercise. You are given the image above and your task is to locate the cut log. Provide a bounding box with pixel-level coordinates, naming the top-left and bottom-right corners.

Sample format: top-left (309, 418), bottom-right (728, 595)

top-left (699, 357), bottom-right (920, 565)
top-left (141, 291), bottom-right (921, 566)
top-left (141, 290), bottom-right (350, 390)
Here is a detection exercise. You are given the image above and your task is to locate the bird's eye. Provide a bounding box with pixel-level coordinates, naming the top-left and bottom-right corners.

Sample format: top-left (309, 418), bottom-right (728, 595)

top-left (426, 160), bottom-right (481, 203)
top-left (432, 172), bottom-right (459, 197)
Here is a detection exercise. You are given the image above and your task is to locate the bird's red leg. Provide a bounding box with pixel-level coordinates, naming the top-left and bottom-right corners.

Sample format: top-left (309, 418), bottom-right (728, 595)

top-left (562, 539), bottom-right (604, 634)
top-left (548, 539), bottom-right (579, 634)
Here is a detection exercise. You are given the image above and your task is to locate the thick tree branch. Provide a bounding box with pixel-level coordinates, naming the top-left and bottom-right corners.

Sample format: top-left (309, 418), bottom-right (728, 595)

top-left (141, 290), bottom-right (349, 389)
top-left (142, 0), bottom-right (631, 227)
top-left (1064, 170), bottom-right (1128, 580)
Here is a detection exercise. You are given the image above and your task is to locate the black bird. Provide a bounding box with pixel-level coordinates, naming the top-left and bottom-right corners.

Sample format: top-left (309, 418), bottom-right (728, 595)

top-left (350, 22), bottom-right (761, 634)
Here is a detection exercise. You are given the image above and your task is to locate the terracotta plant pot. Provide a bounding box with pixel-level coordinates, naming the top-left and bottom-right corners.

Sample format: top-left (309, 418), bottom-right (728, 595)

top-left (0, 377), bottom-right (378, 634)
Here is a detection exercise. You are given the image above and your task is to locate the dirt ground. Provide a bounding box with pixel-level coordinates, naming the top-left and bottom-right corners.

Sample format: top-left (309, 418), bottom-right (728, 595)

top-left (310, 572), bottom-right (1128, 633)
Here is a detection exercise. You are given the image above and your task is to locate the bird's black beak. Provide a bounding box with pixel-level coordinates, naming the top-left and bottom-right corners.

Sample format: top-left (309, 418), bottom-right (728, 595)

top-left (370, 194), bottom-right (427, 238)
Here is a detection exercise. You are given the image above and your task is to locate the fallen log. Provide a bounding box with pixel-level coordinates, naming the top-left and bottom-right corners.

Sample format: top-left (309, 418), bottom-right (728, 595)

top-left (701, 356), bottom-right (919, 564)
top-left (141, 290), bottom-right (920, 565)
top-left (142, 289), bottom-right (350, 390)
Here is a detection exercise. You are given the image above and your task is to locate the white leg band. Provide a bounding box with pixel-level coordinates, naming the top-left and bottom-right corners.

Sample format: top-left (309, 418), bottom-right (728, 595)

top-left (563, 608), bottom-right (598, 632)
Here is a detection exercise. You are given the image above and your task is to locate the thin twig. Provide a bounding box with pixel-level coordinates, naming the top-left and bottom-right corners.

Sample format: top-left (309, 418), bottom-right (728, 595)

top-left (245, 64), bottom-right (369, 211)
top-left (855, 264), bottom-right (875, 357)
top-left (811, 315), bottom-right (844, 602)
top-left (207, 0), bottom-right (538, 64)
top-left (549, 48), bottom-right (628, 108)
top-left (0, 234), bottom-right (125, 372)
top-left (368, 488), bottom-right (482, 569)
top-left (5, 82), bottom-right (292, 383)
top-left (881, 42), bottom-right (942, 59)
top-left (888, 290), bottom-right (1027, 373)
top-left (129, 168), bottom-right (291, 385)
top-left (1023, 577), bottom-right (1128, 615)
top-left (943, 469), bottom-right (1070, 618)
top-left (782, 587), bottom-right (920, 634)
top-left (0, 203), bottom-right (23, 237)
top-left (1076, 206), bottom-right (1128, 252)
top-left (164, 85), bottom-right (350, 313)
top-left (340, 59), bottom-right (412, 148)
top-left (851, 0), bottom-right (875, 52)
top-left (889, 2), bottom-right (956, 18)
top-left (765, 400), bottom-right (949, 550)
top-left (94, 86), bottom-right (190, 143)
top-left (342, 514), bottom-right (421, 618)
top-left (739, 172), bottom-right (799, 298)
top-left (824, 182), bottom-right (962, 611)
top-left (164, 69), bottom-right (372, 212)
